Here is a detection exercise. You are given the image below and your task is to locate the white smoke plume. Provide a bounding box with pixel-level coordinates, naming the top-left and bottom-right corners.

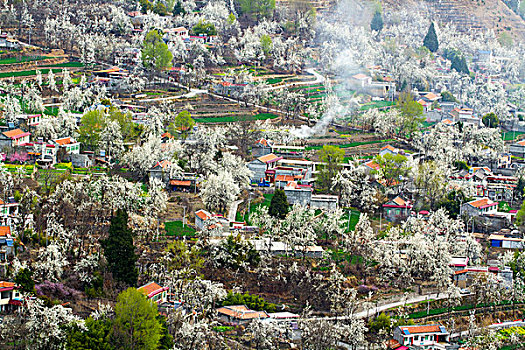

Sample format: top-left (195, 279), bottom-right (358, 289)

top-left (292, 0), bottom-right (375, 138)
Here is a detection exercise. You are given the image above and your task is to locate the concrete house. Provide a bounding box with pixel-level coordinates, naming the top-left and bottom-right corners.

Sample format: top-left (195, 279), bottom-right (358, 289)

top-left (0, 129), bottom-right (30, 148)
top-left (0, 281), bottom-right (22, 312)
top-left (383, 196), bottom-right (412, 222)
top-left (509, 139), bottom-right (525, 158)
top-left (52, 137), bottom-right (81, 155)
top-left (252, 139), bottom-right (273, 158)
top-left (0, 226), bottom-right (16, 262)
top-left (137, 282), bottom-right (169, 304)
top-left (460, 197), bottom-right (498, 218)
top-left (393, 324), bottom-right (450, 349)
top-left (216, 305), bottom-right (269, 325)
top-left (247, 154), bottom-right (282, 184)
top-left (351, 73), bottom-right (372, 87)
top-left (148, 160), bottom-right (173, 185)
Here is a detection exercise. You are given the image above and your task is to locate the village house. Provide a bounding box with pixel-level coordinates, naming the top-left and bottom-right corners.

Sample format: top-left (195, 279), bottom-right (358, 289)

top-left (16, 114), bottom-right (42, 128)
top-left (252, 139), bottom-right (273, 158)
top-left (247, 153), bottom-right (283, 184)
top-left (383, 196), bottom-right (413, 222)
top-left (251, 238), bottom-right (325, 258)
top-left (212, 81), bottom-right (249, 96)
top-left (149, 160), bottom-right (173, 184)
top-left (509, 139), bottom-right (525, 158)
top-left (460, 198), bottom-right (498, 218)
top-left (0, 129), bottom-right (31, 148)
top-left (0, 226), bottom-right (16, 262)
top-left (164, 27), bottom-right (189, 40)
top-left (137, 282), bottom-right (169, 304)
top-left (362, 159), bottom-right (381, 174)
top-left (194, 209), bottom-right (229, 233)
top-left (393, 324), bottom-right (450, 349)
top-left (0, 34), bottom-right (20, 50)
top-left (51, 137), bottom-right (81, 155)
top-left (169, 173), bottom-right (198, 193)
top-left (351, 73), bottom-right (372, 87)
top-left (216, 305), bottom-right (269, 325)
top-left (0, 281), bottom-right (22, 312)
top-left (0, 198), bottom-right (19, 219)
top-left (450, 107), bottom-right (482, 127)
top-left (70, 153), bottom-right (92, 168)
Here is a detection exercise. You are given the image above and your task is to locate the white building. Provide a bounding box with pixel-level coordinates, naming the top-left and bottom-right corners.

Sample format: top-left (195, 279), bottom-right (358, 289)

top-left (393, 324), bottom-right (450, 349)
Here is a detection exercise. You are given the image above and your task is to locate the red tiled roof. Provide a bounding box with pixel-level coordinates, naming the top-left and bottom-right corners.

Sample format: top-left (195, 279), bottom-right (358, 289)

top-left (153, 160), bottom-right (172, 169)
top-left (275, 175), bottom-right (295, 182)
top-left (195, 209), bottom-right (210, 220)
top-left (3, 129), bottom-right (30, 139)
top-left (424, 92), bottom-right (439, 100)
top-left (392, 197), bottom-right (407, 206)
top-left (352, 73), bottom-right (369, 80)
top-left (170, 180), bottom-right (191, 186)
top-left (256, 139), bottom-right (269, 147)
top-left (364, 160), bottom-right (380, 170)
top-left (399, 324), bottom-right (445, 334)
top-left (0, 226), bottom-right (10, 236)
top-left (467, 198), bottom-right (497, 209)
top-left (216, 305), bottom-right (269, 320)
top-left (381, 145), bottom-right (397, 152)
top-left (137, 282), bottom-right (165, 298)
top-left (0, 281), bottom-right (15, 288)
top-left (258, 154), bottom-right (282, 164)
top-left (54, 137), bottom-right (71, 146)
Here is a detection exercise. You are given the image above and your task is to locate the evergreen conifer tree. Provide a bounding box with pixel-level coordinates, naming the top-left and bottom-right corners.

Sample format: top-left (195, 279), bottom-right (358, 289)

top-left (102, 209), bottom-right (138, 286)
top-left (268, 189), bottom-right (290, 219)
top-left (370, 11), bottom-right (383, 32)
top-left (423, 22), bottom-right (439, 52)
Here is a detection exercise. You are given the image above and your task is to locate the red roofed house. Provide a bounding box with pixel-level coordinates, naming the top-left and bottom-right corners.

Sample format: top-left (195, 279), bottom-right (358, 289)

top-left (137, 282), bottom-right (168, 304)
top-left (421, 92), bottom-right (441, 103)
top-left (460, 197), bottom-right (498, 218)
top-left (149, 160), bottom-right (173, 184)
top-left (51, 137), bottom-right (81, 155)
top-left (216, 305), bottom-right (269, 325)
top-left (351, 73), bottom-right (372, 87)
top-left (393, 324), bottom-right (450, 348)
top-left (363, 160), bottom-right (380, 173)
top-left (195, 209), bottom-right (212, 230)
top-left (0, 129), bottom-right (31, 147)
top-left (383, 196), bottom-right (412, 222)
top-left (247, 153), bottom-right (283, 184)
top-left (0, 281), bottom-right (22, 311)
top-left (252, 139), bottom-right (273, 158)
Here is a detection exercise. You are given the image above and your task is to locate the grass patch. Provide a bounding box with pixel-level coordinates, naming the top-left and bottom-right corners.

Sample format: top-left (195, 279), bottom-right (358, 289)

top-left (40, 61), bottom-right (84, 68)
top-left (164, 221), bottom-right (197, 237)
top-left (236, 193), bottom-right (274, 223)
top-left (0, 68), bottom-right (61, 78)
top-left (359, 101), bottom-right (395, 111)
top-left (305, 139), bottom-right (395, 151)
top-left (502, 131), bottom-right (525, 141)
top-left (266, 78), bottom-right (283, 84)
top-left (0, 56), bottom-right (51, 65)
top-left (195, 113), bottom-right (279, 123)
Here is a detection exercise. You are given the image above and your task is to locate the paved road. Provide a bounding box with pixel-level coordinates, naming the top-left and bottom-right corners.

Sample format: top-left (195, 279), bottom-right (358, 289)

top-left (227, 200), bottom-right (243, 222)
top-left (263, 68), bottom-right (325, 91)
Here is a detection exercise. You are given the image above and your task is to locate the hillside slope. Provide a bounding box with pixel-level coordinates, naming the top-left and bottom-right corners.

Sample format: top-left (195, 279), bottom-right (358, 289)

top-left (382, 0), bottom-right (525, 41)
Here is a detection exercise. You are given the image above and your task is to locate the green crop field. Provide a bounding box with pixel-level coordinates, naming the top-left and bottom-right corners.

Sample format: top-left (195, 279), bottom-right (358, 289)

top-left (195, 113), bottom-right (279, 123)
top-left (305, 139), bottom-right (395, 151)
top-left (0, 56), bottom-right (51, 65)
top-left (359, 100), bottom-right (395, 111)
top-left (164, 221), bottom-right (196, 237)
top-left (40, 61), bottom-right (84, 68)
top-left (0, 68), bottom-right (61, 78)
